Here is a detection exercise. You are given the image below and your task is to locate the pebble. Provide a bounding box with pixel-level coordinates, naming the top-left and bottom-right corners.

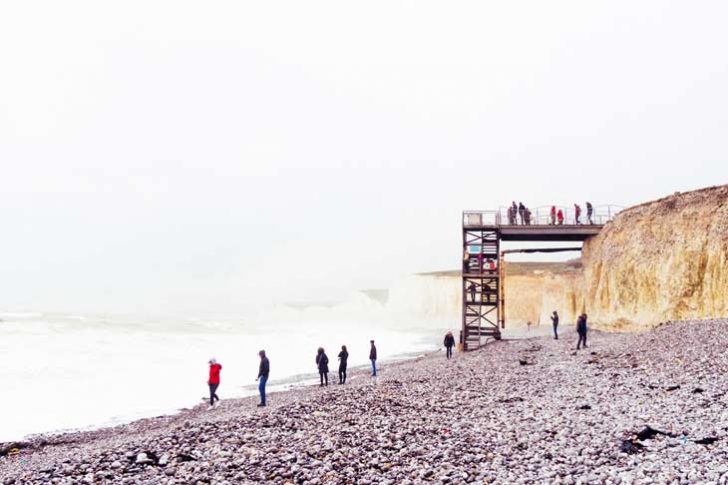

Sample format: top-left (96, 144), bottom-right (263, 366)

top-left (1, 319), bottom-right (727, 484)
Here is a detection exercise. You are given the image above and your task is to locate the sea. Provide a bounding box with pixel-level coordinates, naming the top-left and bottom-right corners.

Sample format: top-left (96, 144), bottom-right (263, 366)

top-left (0, 279), bottom-right (461, 442)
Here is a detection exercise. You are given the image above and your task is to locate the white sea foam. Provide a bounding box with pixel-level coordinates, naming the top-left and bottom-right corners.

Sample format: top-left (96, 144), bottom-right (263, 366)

top-left (0, 279), bottom-right (458, 442)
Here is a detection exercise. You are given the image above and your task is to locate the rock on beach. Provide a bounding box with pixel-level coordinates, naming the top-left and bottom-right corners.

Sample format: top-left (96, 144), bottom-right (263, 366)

top-left (1, 319), bottom-right (728, 484)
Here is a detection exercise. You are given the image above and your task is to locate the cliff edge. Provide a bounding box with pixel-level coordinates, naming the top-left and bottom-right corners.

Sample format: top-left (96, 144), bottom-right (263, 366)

top-left (582, 185), bottom-right (728, 329)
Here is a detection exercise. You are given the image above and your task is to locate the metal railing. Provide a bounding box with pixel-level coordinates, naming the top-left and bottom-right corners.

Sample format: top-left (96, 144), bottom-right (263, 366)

top-left (463, 205), bottom-right (623, 227)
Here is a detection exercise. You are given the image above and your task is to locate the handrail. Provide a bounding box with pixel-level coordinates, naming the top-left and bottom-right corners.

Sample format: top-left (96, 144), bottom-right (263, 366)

top-left (463, 205), bottom-right (623, 227)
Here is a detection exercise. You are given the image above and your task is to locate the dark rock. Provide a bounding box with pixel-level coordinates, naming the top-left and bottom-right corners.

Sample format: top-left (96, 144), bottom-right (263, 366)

top-left (635, 426), bottom-right (675, 441)
top-left (620, 440), bottom-right (645, 454)
top-left (694, 437), bottom-right (719, 445)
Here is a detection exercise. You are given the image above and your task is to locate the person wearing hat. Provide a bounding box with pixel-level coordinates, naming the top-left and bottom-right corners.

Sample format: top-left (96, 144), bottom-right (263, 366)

top-left (369, 340), bottom-right (377, 377)
top-left (316, 347), bottom-right (330, 386)
top-left (207, 358), bottom-right (222, 407)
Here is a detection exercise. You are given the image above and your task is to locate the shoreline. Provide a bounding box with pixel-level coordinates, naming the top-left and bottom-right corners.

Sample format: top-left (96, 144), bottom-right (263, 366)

top-left (1, 346), bottom-right (438, 447)
top-left (2, 319), bottom-right (727, 483)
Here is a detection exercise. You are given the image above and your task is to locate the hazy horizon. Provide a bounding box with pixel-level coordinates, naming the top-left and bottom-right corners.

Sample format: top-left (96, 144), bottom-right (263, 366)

top-left (2, 1), bottom-right (727, 315)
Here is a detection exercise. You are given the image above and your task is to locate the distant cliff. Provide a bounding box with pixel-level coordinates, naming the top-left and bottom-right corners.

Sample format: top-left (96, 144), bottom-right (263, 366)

top-left (582, 185), bottom-right (728, 329)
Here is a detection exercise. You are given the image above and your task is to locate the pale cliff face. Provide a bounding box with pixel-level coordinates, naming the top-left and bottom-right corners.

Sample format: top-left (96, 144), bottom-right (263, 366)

top-left (503, 272), bottom-right (584, 327)
top-left (582, 185), bottom-right (728, 329)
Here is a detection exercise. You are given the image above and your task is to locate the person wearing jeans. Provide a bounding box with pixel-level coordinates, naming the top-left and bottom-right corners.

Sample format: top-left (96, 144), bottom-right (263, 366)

top-left (443, 332), bottom-right (455, 359)
top-left (369, 340), bottom-right (377, 376)
top-left (257, 350), bottom-right (270, 407)
top-left (207, 358), bottom-right (222, 407)
top-left (551, 311), bottom-right (559, 340)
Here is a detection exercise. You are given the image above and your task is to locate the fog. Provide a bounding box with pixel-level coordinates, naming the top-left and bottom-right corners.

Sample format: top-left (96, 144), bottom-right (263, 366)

top-left (1, 1), bottom-right (727, 314)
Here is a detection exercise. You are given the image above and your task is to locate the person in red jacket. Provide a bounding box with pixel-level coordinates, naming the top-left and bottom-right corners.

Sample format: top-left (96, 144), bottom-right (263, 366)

top-left (208, 358), bottom-right (222, 407)
top-left (557, 209), bottom-right (564, 225)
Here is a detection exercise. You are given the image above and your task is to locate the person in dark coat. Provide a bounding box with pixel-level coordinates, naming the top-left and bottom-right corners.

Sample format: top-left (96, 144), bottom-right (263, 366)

top-left (316, 347), bottom-right (329, 386)
top-left (576, 314), bottom-right (588, 350)
top-left (443, 331), bottom-right (456, 359)
top-left (551, 311), bottom-right (559, 340)
top-left (586, 202), bottom-right (594, 224)
top-left (338, 345), bottom-right (348, 384)
top-left (467, 282), bottom-right (477, 302)
top-left (369, 340), bottom-right (377, 376)
top-left (518, 202), bottom-right (526, 225)
top-left (257, 350), bottom-right (270, 407)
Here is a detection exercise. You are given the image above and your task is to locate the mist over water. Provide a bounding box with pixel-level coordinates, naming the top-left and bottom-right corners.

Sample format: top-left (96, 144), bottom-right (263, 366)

top-left (0, 276), bottom-right (459, 442)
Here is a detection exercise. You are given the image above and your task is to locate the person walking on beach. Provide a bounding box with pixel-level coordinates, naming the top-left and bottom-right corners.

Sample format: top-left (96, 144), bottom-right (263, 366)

top-left (369, 340), bottom-right (378, 377)
top-left (338, 345), bottom-right (348, 384)
top-left (551, 311), bottom-right (559, 340)
top-left (207, 358), bottom-right (222, 407)
top-left (586, 202), bottom-right (594, 224)
top-left (257, 350), bottom-right (270, 407)
top-left (576, 314), bottom-right (588, 350)
top-left (443, 331), bottom-right (455, 359)
top-left (316, 347), bottom-right (330, 386)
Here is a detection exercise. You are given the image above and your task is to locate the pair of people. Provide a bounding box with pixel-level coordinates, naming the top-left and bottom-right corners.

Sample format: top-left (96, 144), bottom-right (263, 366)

top-left (206, 350), bottom-right (271, 409)
top-left (550, 206), bottom-right (565, 225)
top-left (315, 345), bottom-right (350, 385)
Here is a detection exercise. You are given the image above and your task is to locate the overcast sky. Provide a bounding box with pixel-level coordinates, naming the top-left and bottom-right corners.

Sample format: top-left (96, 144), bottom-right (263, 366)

top-left (1, 1), bottom-right (727, 315)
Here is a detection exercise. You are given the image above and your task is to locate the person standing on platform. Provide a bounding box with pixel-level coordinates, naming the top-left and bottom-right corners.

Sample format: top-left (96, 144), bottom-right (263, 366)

top-left (256, 350), bottom-right (270, 407)
top-left (338, 345), bottom-right (348, 384)
top-left (576, 314), bottom-right (588, 350)
top-left (574, 204), bottom-right (582, 224)
top-left (518, 202), bottom-right (526, 225)
top-left (468, 282), bottom-right (477, 302)
top-left (369, 340), bottom-right (378, 377)
top-left (550, 311), bottom-right (559, 340)
top-left (316, 347), bottom-right (329, 386)
top-left (207, 358), bottom-right (222, 407)
top-left (511, 201), bottom-right (518, 224)
top-left (507, 205), bottom-right (514, 225)
top-left (586, 202), bottom-right (594, 224)
top-left (557, 209), bottom-right (564, 225)
top-left (550, 206), bottom-right (557, 225)
top-left (443, 332), bottom-right (456, 359)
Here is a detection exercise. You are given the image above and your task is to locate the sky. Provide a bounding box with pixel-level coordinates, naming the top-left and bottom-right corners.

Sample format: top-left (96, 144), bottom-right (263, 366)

top-left (1, 1), bottom-right (727, 315)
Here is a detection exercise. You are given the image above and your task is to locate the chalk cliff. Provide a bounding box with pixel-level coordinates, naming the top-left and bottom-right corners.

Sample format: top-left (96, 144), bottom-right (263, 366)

top-left (582, 185), bottom-right (728, 329)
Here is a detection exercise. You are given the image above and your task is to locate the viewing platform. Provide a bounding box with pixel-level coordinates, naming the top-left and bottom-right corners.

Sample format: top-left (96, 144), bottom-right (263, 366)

top-left (463, 205), bottom-right (621, 241)
top-left (461, 205), bottom-right (622, 350)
